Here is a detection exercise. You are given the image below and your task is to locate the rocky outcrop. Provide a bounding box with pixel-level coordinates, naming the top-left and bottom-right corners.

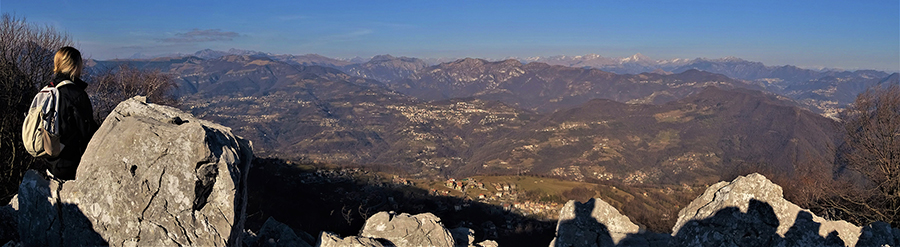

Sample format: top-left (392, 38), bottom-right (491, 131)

top-left (549, 173), bottom-right (900, 247)
top-left (15, 96), bottom-right (253, 246)
top-left (243, 217), bottom-right (314, 247)
top-left (549, 198), bottom-right (669, 247)
top-left (317, 211), bottom-right (498, 247)
top-left (360, 211), bottom-right (455, 247)
top-left (549, 198), bottom-right (639, 246)
top-left (672, 173), bottom-right (863, 246)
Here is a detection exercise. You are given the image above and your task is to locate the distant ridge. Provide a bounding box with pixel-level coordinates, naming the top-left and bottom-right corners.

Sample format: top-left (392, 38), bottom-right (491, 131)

top-left (393, 58), bottom-right (760, 112)
top-left (342, 54), bottom-right (429, 83)
top-left (102, 49), bottom-right (895, 116)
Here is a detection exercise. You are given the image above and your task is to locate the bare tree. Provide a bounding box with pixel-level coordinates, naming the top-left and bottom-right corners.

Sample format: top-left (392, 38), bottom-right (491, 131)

top-left (827, 84), bottom-right (900, 226)
top-left (341, 205), bottom-right (354, 225)
top-left (0, 14), bottom-right (72, 202)
top-left (85, 63), bottom-right (178, 123)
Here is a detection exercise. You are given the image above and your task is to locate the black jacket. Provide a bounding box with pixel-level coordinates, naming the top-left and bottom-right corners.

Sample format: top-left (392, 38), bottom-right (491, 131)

top-left (46, 74), bottom-right (98, 180)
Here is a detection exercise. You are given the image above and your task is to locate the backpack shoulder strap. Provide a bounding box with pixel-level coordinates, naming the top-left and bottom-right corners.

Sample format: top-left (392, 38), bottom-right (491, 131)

top-left (56, 80), bottom-right (74, 88)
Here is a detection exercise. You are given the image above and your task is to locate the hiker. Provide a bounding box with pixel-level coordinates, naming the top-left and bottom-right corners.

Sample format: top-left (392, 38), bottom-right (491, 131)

top-left (46, 46), bottom-right (98, 180)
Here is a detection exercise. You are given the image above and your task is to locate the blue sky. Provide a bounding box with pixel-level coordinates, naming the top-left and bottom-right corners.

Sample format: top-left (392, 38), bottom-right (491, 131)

top-left (4, 0), bottom-right (898, 71)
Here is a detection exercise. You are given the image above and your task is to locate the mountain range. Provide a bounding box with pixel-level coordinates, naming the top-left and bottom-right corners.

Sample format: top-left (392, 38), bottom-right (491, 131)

top-left (145, 49), bottom-right (894, 117)
top-left (88, 49), bottom-right (899, 185)
top-left (123, 49), bottom-right (898, 108)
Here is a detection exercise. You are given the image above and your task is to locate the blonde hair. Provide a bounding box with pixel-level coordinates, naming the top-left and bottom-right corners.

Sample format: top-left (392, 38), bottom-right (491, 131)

top-left (54, 46), bottom-right (83, 80)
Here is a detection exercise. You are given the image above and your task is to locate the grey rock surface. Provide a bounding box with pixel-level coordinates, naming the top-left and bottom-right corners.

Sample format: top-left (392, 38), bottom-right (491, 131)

top-left (549, 198), bottom-right (643, 247)
top-left (253, 217), bottom-right (312, 247)
top-left (15, 96), bottom-right (253, 246)
top-left (15, 170), bottom-right (59, 246)
top-left (671, 173), bottom-right (871, 247)
top-left (317, 231), bottom-right (384, 247)
top-left (547, 173), bottom-right (900, 247)
top-left (317, 211), bottom-right (498, 247)
top-left (360, 211), bottom-right (455, 247)
top-left (16, 170), bottom-right (106, 246)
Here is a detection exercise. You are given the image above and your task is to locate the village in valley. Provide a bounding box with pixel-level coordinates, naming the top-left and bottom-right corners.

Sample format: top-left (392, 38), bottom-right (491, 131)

top-left (391, 175), bottom-right (563, 219)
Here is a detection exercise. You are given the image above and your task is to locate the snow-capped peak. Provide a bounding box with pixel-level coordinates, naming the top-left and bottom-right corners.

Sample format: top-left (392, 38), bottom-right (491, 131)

top-left (579, 54), bottom-right (603, 60)
top-left (620, 53), bottom-right (651, 63)
top-left (718, 56), bottom-right (745, 62)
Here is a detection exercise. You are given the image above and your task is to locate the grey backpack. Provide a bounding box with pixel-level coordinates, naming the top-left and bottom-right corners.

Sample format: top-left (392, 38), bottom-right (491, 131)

top-left (22, 80), bottom-right (73, 158)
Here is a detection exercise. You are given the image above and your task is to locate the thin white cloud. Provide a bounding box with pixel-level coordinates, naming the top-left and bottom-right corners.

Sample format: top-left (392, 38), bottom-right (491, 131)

top-left (317, 29), bottom-right (373, 44)
top-left (345, 29), bottom-right (373, 37)
top-left (162, 29), bottom-right (240, 43)
top-left (277, 15), bottom-right (309, 21)
top-left (370, 22), bottom-right (416, 29)
top-left (127, 31), bottom-right (152, 37)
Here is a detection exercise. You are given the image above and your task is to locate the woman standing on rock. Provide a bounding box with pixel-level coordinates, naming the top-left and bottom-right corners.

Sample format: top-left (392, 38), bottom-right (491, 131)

top-left (46, 46), bottom-right (98, 180)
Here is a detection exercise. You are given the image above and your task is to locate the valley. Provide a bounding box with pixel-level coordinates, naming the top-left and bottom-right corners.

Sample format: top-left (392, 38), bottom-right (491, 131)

top-left (96, 49), bottom-right (898, 235)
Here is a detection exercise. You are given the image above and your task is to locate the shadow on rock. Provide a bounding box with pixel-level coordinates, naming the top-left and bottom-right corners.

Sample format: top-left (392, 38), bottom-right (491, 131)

top-left (546, 173), bottom-right (900, 246)
top-left (549, 198), bottom-right (865, 247)
top-left (14, 170), bottom-right (107, 246)
top-left (552, 199), bottom-right (613, 246)
top-left (782, 211), bottom-right (845, 247)
top-left (672, 199), bottom-right (782, 246)
top-left (671, 199), bottom-right (846, 246)
top-left (550, 198), bottom-right (668, 247)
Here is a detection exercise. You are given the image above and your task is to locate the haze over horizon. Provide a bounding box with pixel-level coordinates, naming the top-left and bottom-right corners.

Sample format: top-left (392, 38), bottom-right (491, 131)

top-left (4, 0), bottom-right (899, 72)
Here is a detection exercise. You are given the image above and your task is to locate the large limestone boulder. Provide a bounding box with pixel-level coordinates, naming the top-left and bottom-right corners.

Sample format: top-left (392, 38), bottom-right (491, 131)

top-left (671, 173), bottom-right (867, 246)
top-left (360, 211), bottom-right (455, 247)
top-left (16, 96), bottom-right (253, 246)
